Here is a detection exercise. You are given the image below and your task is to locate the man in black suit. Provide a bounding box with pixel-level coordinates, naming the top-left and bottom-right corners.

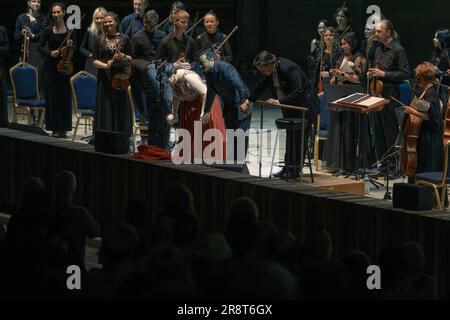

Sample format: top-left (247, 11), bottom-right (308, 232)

top-left (241, 51), bottom-right (320, 179)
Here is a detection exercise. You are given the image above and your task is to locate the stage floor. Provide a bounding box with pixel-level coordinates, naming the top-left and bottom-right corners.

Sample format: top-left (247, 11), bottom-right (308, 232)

top-left (8, 101), bottom-right (402, 200)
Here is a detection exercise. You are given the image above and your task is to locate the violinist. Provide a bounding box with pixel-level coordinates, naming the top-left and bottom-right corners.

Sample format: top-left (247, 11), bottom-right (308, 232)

top-left (156, 9), bottom-right (195, 64)
top-left (367, 20), bottom-right (410, 175)
top-left (120, 0), bottom-right (148, 39)
top-left (195, 12), bottom-right (233, 63)
top-left (37, 2), bottom-right (76, 138)
top-left (402, 62), bottom-right (443, 176)
top-left (91, 12), bottom-right (133, 153)
top-left (0, 24), bottom-right (9, 127)
top-left (431, 29), bottom-right (450, 114)
top-left (325, 32), bottom-right (366, 176)
top-left (80, 7), bottom-right (106, 76)
top-left (334, 5), bottom-right (356, 45)
top-left (14, 0), bottom-right (46, 66)
top-left (309, 26), bottom-right (340, 94)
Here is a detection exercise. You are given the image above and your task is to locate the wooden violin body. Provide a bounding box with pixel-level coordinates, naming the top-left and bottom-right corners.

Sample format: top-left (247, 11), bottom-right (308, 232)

top-left (400, 112), bottom-right (422, 177)
top-left (370, 78), bottom-right (383, 97)
top-left (57, 45), bottom-right (74, 75)
top-left (111, 77), bottom-right (130, 91)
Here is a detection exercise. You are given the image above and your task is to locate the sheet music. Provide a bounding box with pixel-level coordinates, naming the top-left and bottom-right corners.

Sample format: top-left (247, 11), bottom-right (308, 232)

top-left (356, 96), bottom-right (385, 107)
top-left (337, 93), bottom-right (369, 104)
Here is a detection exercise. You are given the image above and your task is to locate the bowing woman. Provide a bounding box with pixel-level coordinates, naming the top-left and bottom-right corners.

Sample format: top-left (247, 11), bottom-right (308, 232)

top-left (37, 2), bottom-right (76, 138)
top-left (80, 7), bottom-right (106, 76)
top-left (195, 12), bottom-right (233, 63)
top-left (324, 32), bottom-right (366, 175)
top-left (92, 12), bottom-right (133, 153)
top-left (158, 64), bottom-right (226, 162)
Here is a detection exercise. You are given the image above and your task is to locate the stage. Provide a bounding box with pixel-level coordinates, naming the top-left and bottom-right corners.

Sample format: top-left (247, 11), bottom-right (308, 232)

top-left (1, 127), bottom-right (450, 298)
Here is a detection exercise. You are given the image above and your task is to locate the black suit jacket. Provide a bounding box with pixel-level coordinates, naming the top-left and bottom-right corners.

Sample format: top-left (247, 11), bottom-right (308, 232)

top-left (249, 57), bottom-right (320, 121)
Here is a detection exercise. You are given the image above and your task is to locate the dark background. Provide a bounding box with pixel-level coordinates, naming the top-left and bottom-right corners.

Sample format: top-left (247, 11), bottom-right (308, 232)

top-left (1, 0), bottom-right (449, 73)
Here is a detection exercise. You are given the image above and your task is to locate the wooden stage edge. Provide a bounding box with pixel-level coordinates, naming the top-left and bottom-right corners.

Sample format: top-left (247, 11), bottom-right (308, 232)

top-left (1, 127), bottom-right (450, 298)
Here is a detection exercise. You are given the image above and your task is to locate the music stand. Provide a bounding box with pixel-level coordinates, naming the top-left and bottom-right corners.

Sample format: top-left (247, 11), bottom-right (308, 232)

top-left (328, 90), bottom-right (391, 183)
top-left (324, 84), bottom-right (365, 179)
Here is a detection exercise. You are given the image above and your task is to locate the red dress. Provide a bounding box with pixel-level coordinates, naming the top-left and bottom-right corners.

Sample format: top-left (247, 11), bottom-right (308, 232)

top-left (173, 71), bottom-right (227, 162)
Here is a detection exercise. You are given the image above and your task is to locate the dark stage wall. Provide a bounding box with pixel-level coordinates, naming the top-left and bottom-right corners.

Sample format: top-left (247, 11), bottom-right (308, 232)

top-left (2, 1), bottom-right (449, 72)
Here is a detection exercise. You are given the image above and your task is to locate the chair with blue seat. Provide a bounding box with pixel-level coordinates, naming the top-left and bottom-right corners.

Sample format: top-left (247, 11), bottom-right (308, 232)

top-left (313, 93), bottom-right (329, 171)
top-left (70, 71), bottom-right (97, 142)
top-left (415, 140), bottom-right (450, 210)
top-left (9, 62), bottom-right (46, 127)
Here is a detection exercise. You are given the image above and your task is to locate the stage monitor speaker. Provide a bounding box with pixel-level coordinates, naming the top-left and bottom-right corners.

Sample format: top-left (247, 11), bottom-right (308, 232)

top-left (7, 122), bottom-right (50, 136)
top-left (206, 163), bottom-right (249, 174)
top-left (393, 183), bottom-right (434, 211)
top-left (95, 129), bottom-right (129, 154)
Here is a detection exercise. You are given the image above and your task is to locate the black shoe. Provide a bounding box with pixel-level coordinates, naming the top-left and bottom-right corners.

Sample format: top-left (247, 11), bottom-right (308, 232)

top-left (273, 167), bottom-right (286, 178)
top-left (60, 132), bottom-right (67, 139)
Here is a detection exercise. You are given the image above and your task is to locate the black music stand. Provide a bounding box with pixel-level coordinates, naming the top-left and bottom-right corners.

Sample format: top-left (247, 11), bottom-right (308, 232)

top-left (328, 89), bottom-right (390, 189)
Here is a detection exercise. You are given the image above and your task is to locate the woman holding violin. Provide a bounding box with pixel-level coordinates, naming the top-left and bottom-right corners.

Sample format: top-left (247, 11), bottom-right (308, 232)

top-left (91, 12), bottom-right (133, 153)
top-left (38, 2), bottom-right (76, 138)
top-left (401, 62), bottom-right (443, 176)
top-left (324, 32), bottom-right (365, 175)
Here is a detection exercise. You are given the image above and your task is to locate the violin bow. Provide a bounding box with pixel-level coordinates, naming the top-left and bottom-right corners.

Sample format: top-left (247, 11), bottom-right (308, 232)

top-left (186, 10), bottom-right (214, 34)
top-left (213, 26), bottom-right (238, 56)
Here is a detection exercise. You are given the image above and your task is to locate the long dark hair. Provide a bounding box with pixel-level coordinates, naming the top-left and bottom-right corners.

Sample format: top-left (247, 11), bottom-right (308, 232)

top-left (342, 32), bottom-right (361, 55)
top-left (46, 2), bottom-right (67, 28)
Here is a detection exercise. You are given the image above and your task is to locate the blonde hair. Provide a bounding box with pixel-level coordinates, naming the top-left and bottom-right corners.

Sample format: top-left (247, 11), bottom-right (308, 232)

top-left (88, 7), bottom-right (107, 35)
top-left (173, 9), bottom-right (190, 21)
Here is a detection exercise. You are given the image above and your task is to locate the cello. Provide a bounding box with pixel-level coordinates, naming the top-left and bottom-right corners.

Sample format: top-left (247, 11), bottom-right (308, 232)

top-left (390, 86), bottom-right (430, 177)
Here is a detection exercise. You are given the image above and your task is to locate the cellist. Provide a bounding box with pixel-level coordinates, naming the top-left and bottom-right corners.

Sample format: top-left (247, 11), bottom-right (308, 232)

top-left (401, 62), bottom-right (443, 177)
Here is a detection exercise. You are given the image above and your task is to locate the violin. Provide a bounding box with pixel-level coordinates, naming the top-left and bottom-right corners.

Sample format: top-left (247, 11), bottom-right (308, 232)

top-left (111, 18), bottom-right (135, 90)
top-left (369, 63), bottom-right (383, 97)
top-left (21, 26), bottom-right (31, 64)
top-left (56, 28), bottom-right (75, 75)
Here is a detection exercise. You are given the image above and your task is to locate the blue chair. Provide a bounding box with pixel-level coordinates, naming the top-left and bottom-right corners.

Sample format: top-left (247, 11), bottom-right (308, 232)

top-left (9, 62), bottom-right (46, 127)
top-left (70, 71), bottom-right (97, 141)
top-left (399, 81), bottom-right (412, 106)
top-left (415, 140), bottom-right (450, 210)
top-left (313, 93), bottom-right (329, 170)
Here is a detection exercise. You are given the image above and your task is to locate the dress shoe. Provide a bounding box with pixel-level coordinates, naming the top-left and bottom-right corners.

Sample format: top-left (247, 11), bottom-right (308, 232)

top-left (272, 167), bottom-right (286, 178)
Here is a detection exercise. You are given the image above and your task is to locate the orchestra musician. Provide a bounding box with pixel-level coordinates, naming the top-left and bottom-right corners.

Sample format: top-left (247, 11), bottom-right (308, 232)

top-left (0, 24), bottom-right (9, 127)
top-left (431, 29), bottom-right (450, 114)
top-left (91, 12), bottom-right (133, 152)
top-left (156, 9), bottom-right (195, 64)
top-left (404, 62), bottom-right (443, 175)
top-left (246, 51), bottom-right (320, 180)
top-left (80, 7), bottom-right (106, 76)
top-left (324, 32), bottom-right (366, 176)
top-left (14, 0), bottom-right (46, 66)
top-left (131, 9), bottom-right (169, 149)
top-left (119, 0), bottom-right (148, 39)
top-left (310, 19), bottom-right (330, 55)
top-left (195, 12), bottom-right (233, 63)
top-left (334, 5), bottom-right (355, 45)
top-left (37, 2), bottom-right (76, 138)
top-left (198, 50), bottom-right (251, 161)
top-left (368, 19), bottom-right (410, 176)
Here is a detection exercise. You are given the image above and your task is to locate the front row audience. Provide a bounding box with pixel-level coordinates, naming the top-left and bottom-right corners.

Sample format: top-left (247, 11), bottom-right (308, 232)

top-left (0, 173), bottom-right (438, 300)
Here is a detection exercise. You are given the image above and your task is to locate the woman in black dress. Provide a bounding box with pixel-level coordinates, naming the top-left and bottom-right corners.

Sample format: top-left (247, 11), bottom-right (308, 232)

top-left (92, 12), bottom-right (133, 153)
top-left (38, 2), bottom-right (75, 138)
top-left (80, 7), bottom-right (106, 76)
top-left (195, 12), bottom-right (233, 63)
top-left (324, 32), bottom-right (366, 175)
top-left (431, 29), bottom-right (450, 116)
